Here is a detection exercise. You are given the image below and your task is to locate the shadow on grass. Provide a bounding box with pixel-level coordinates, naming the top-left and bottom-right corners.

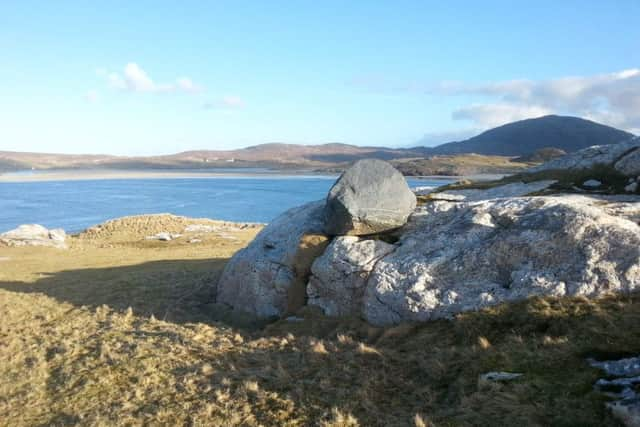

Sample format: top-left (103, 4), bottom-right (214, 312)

top-left (0, 258), bottom-right (264, 327)
top-left (3, 259), bottom-right (640, 424)
top-left (172, 294), bottom-right (640, 426)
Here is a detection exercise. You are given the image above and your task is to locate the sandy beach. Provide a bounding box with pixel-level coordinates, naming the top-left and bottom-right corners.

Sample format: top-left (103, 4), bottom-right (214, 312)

top-left (0, 168), bottom-right (486, 183)
top-left (0, 169), bottom-right (342, 183)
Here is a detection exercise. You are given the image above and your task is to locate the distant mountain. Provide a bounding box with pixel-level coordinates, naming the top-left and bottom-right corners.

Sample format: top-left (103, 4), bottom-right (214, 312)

top-left (422, 115), bottom-right (634, 156)
top-left (1, 116), bottom-right (635, 175)
top-left (163, 143), bottom-right (414, 164)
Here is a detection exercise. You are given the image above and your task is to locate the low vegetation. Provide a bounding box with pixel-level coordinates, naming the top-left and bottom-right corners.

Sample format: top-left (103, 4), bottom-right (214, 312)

top-left (1, 215), bottom-right (636, 426)
top-left (392, 154), bottom-right (534, 177)
top-left (429, 164), bottom-right (635, 197)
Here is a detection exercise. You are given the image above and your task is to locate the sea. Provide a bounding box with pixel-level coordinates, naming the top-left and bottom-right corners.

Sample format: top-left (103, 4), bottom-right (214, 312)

top-left (0, 172), bottom-right (451, 233)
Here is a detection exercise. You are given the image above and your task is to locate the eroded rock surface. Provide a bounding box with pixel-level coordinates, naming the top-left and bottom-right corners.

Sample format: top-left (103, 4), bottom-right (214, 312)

top-left (363, 195), bottom-right (640, 325)
top-left (616, 148), bottom-right (640, 177)
top-left (529, 136), bottom-right (640, 175)
top-left (217, 201), bottom-right (328, 318)
top-left (429, 180), bottom-right (556, 202)
top-left (307, 236), bottom-right (395, 316)
top-left (0, 224), bottom-right (67, 248)
top-left (325, 159), bottom-right (416, 236)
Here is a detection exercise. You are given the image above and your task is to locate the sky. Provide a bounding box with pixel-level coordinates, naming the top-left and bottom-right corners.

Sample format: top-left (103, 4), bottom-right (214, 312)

top-left (1, 1), bottom-right (639, 155)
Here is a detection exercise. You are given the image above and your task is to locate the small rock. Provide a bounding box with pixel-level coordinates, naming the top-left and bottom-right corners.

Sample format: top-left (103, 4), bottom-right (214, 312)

top-left (146, 232), bottom-right (181, 241)
top-left (583, 179), bottom-right (602, 188)
top-left (626, 182), bottom-right (638, 193)
top-left (0, 224), bottom-right (67, 248)
top-left (589, 356), bottom-right (640, 378)
top-left (188, 238), bottom-right (202, 244)
top-left (590, 356), bottom-right (640, 427)
top-left (184, 224), bottom-right (218, 233)
top-left (479, 372), bottom-right (523, 382)
top-left (412, 186), bottom-right (437, 196)
top-left (608, 398), bottom-right (640, 427)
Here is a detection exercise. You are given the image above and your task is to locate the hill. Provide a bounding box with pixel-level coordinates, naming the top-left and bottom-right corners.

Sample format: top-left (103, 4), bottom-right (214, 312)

top-left (1, 116), bottom-right (634, 175)
top-left (422, 115), bottom-right (634, 156)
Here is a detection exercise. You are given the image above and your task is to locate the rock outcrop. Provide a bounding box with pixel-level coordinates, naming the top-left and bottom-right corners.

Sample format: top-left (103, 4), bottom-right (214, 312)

top-left (324, 159), bottom-right (416, 236)
top-left (0, 224), bottom-right (67, 248)
top-left (216, 201), bottom-right (329, 318)
top-left (529, 136), bottom-right (640, 175)
top-left (363, 195), bottom-right (640, 325)
top-left (218, 150), bottom-right (640, 325)
top-left (307, 236), bottom-right (395, 316)
top-left (429, 180), bottom-right (556, 202)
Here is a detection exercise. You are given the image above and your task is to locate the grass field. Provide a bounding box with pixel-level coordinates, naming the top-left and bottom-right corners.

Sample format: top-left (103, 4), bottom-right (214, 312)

top-left (0, 215), bottom-right (635, 426)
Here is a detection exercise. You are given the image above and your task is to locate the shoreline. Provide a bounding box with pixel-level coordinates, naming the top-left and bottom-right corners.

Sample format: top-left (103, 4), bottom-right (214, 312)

top-left (0, 169), bottom-right (339, 183)
top-left (0, 168), bottom-right (492, 183)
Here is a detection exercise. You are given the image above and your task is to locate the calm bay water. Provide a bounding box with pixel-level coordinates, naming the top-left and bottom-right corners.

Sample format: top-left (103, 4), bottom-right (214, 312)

top-left (0, 175), bottom-right (448, 233)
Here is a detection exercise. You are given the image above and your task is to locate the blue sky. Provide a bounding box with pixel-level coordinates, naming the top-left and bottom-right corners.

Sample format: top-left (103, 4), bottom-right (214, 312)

top-left (1, 1), bottom-right (639, 155)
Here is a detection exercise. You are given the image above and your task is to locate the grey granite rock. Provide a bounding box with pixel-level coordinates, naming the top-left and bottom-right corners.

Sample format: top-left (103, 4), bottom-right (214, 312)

top-left (307, 236), bottom-right (396, 316)
top-left (325, 159), bottom-right (416, 236)
top-left (217, 201), bottom-right (329, 318)
top-left (362, 195), bottom-right (640, 325)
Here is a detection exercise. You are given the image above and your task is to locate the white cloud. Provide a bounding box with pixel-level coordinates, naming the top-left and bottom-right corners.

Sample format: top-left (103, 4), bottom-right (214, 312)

top-left (434, 69), bottom-right (640, 131)
top-left (452, 104), bottom-right (552, 128)
top-left (203, 96), bottom-right (245, 110)
top-left (176, 77), bottom-right (202, 93)
top-left (104, 63), bottom-right (203, 94)
top-left (352, 68), bottom-right (640, 132)
top-left (84, 90), bottom-right (99, 103)
top-left (221, 95), bottom-right (244, 108)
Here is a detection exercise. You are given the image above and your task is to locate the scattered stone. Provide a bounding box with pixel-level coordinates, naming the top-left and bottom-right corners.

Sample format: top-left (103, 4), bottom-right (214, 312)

top-left (429, 180), bottom-right (556, 202)
top-left (0, 224), bottom-right (67, 248)
top-left (184, 224), bottom-right (218, 233)
top-left (188, 238), bottom-right (202, 244)
top-left (362, 195), bottom-right (640, 325)
top-left (589, 356), bottom-right (640, 378)
top-left (307, 236), bottom-right (396, 316)
top-left (583, 179), bottom-right (602, 188)
top-left (479, 372), bottom-right (523, 383)
top-left (183, 224), bottom-right (243, 233)
top-left (590, 356), bottom-right (640, 427)
top-left (324, 159), bottom-right (416, 236)
top-left (218, 233), bottom-right (238, 240)
top-left (608, 399), bottom-right (640, 427)
top-left (217, 201), bottom-right (329, 318)
top-left (146, 232), bottom-right (181, 241)
top-left (412, 185), bottom-right (437, 196)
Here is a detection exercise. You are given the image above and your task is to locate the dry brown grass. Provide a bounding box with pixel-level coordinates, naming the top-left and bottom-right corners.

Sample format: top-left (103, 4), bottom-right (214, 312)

top-left (0, 215), bottom-right (637, 426)
top-left (392, 154), bottom-right (534, 177)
